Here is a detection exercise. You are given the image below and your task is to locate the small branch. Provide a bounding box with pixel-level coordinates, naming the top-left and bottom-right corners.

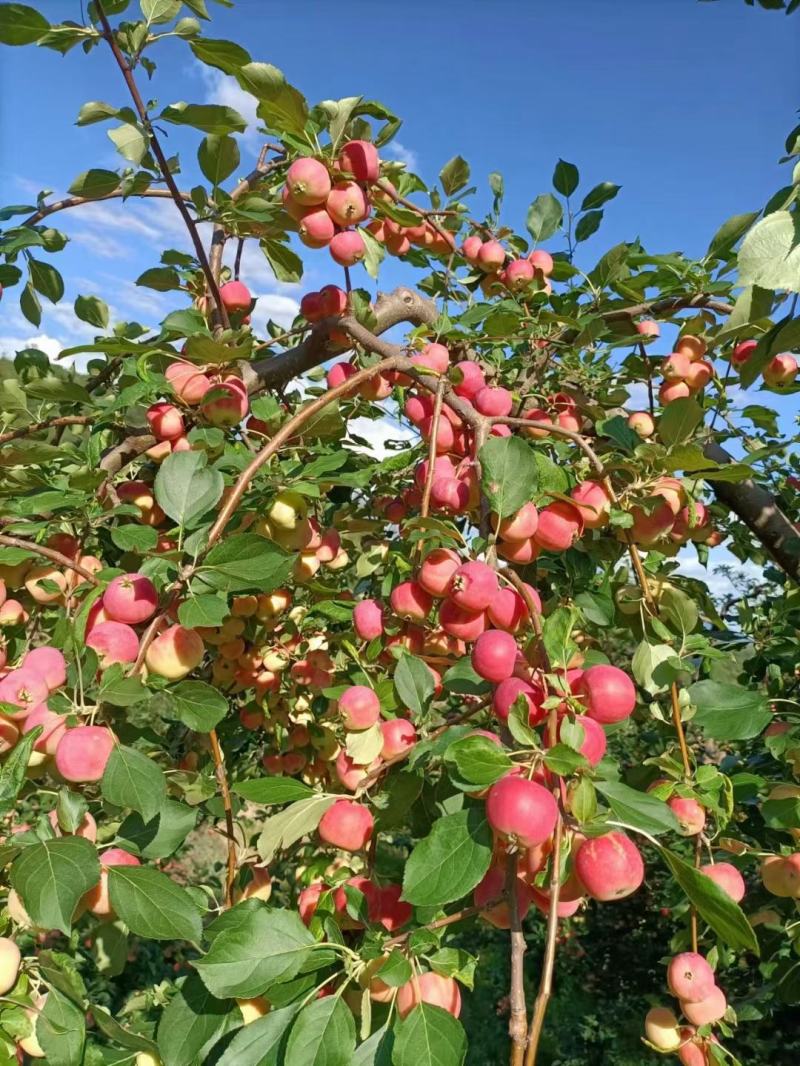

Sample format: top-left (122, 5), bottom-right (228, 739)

top-left (22, 187), bottom-right (192, 228)
top-left (208, 727), bottom-right (237, 908)
top-left (0, 534), bottom-right (101, 586)
top-left (419, 380), bottom-right (446, 521)
top-left (507, 852), bottom-right (528, 1066)
top-left (0, 416), bottom-right (92, 446)
top-left (94, 2), bottom-right (228, 328)
top-left (524, 820), bottom-right (562, 1066)
top-left (385, 904), bottom-right (481, 947)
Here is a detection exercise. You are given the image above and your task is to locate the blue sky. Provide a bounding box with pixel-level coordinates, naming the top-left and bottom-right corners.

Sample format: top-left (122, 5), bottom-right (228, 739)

top-left (0, 0), bottom-right (797, 593)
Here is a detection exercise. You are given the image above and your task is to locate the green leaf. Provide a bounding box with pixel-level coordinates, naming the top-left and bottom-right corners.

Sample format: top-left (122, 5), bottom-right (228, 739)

top-left (108, 865), bottom-right (203, 942)
top-left (76, 100), bottom-right (119, 126)
top-left (542, 606), bottom-right (577, 669)
top-left (284, 997), bottom-right (355, 1066)
top-left (108, 123), bottom-right (148, 165)
top-left (444, 736), bottom-right (511, 789)
top-left (74, 294), bottom-right (109, 328)
top-left (479, 436), bottom-right (538, 518)
top-left (67, 168), bottom-right (120, 198)
top-left (157, 974), bottom-right (237, 1066)
top-left (198, 134), bottom-right (240, 186)
top-left (394, 654), bottom-right (434, 718)
top-left (189, 36), bottom-right (251, 74)
top-left (354, 1025), bottom-right (394, 1066)
top-left (393, 1004), bottom-right (467, 1066)
top-left (37, 987), bottom-right (85, 1066)
top-left (439, 155), bottom-right (470, 197)
top-left (658, 397), bottom-right (703, 446)
top-left (196, 906), bottom-right (315, 999)
top-left (595, 780), bottom-right (680, 836)
top-left (154, 449), bottom-right (224, 528)
top-left (543, 743), bottom-right (588, 776)
top-left (360, 223), bottom-right (385, 279)
top-left (0, 727), bottom-right (42, 815)
top-left (20, 280), bottom-right (41, 326)
top-left (101, 745), bottom-right (167, 822)
top-left (658, 847), bottom-right (758, 953)
top-left (706, 210), bottom-right (760, 259)
top-left (117, 800), bottom-right (198, 860)
top-left (196, 534), bottom-right (293, 593)
top-left (233, 778), bottom-right (314, 805)
top-left (738, 210), bottom-right (800, 292)
top-left (141, 0), bottom-right (182, 25)
top-left (687, 680), bottom-right (771, 740)
top-left (245, 65), bottom-right (309, 137)
top-left (29, 257), bottom-right (64, 303)
top-left (217, 1005), bottom-right (298, 1066)
top-left (91, 1005), bottom-right (158, 1052)
top-left (261, 239), bottom-right (304, 284)
top-left (137, 266), bottom-right (183, 292)
top-left (98, 666), bottom-right (147, 708)
top-left (552, 158), bottom-right (579, 197)
top-left (526, 193), bottom-right (563, 242)
top-left (10, 838), bottom-right (100, 934)
top-left (155, 680), bottom-right (228, 732)
top-left (178, 593), bottom-right (229, 629)
top-left (574, 209), bottom-right (603, 243)
top-left (402, 807), bottom-right (492, 907)
top-left (257, 795), bottom-right (337, 864)
top-left (161, 102), bottom-right (247, 135)
top-left (0, 3), bottom-right (49, 45)
top-left (580, 181), bottom-right (620, 212)
top-left (631, 640), bottom-right (682, 696)
top-left (111, 524), bottom-right (158, 552)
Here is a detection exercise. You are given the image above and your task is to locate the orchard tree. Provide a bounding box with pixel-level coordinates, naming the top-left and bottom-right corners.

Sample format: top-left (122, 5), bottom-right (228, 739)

top-left (0, 2), bottom-right (799, 1065)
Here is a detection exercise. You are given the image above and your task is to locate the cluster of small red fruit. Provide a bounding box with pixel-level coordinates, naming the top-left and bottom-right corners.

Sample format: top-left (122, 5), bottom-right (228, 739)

top-left (644, 952), bottom-right (728, 1065)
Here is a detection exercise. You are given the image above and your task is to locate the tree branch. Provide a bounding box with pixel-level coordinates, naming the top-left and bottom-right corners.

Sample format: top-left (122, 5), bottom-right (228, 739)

top-left (0, 534), bottom-right (101, 586)
top-left (0, 416), bottom-right (92, 446)
top-left (208, 727), bottom-right (237, 908)
top-left (22, 187), bottom-right (192, 228)
top-left (507, 852), bottom-right (528, 1066)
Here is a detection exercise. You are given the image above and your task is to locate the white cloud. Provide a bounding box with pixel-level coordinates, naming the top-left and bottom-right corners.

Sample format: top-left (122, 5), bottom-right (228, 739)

top-left (349, 410), bottom-right (416, 459)
top-left (385, 141), bottom-right (419, 172)
top-left (625, 381), bottom-right (651, 412)
top-left (197, 63), bottom-right (260, 143)
top-left (0, 332), bottom-right (63, 362)
top-left (251, 293), bottom-right (300, 330)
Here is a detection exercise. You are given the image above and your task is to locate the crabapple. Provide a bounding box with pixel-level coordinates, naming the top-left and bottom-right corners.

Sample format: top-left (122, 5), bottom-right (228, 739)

top-left (662, 352), bottom-right (692, 381)
top-left (329, 230), bottom-right (366, 266)
top-left (165, 360), bottom-right (212, 405)
top-left (55, 726), bottom-right (115, 783)
top-left (572, 664), bottom-right (636, 724)
top-left (439, 599), bottom-right (487, 641)
top-left (117, 481), bottom-right (165, 526)
top-left (574, 831), bottom-right (644, 900)
top-left (219, 280), bottom-right (252, 315)
top-left (145, 624), bottom-right (204, 680)
top-left (461, 235), bottom-right (482, 262)
top-left (760, 853), bottom-right (800, 898)
top-left (486, 774), bottom-right (558, 847)
top-left (678, 1034), bottom-right (713, 1066)
top-left (448, 560), bottom-right (499, 612)
top-left (474, 865), bottom-right (533, 928)
top-left (373, 883), bottom-right (412, 931)
top-left (338, 685), bottom-right (380, 731)
top-left (0, 718), bottom-right (18, 754)
top-left (298, 208), bottom-right (336, 248)
top-left (528, 249), bottom-right (554, 275)
top-left (380, 718), bottom-right (417, 759)
top-left (628, 411), bottom-right (655, 437)
top-left (732, 339), bottom-right (757, 366)
top-left (668, 796), bottom-right (706, 836)
top-left (659, 380), bottom-right (691, 404)
top-left (554, 715), bottom-right (607, 767)
top-left (667, 952), bottom-right (716, 1002)
top-left (390, 581), bottom-right (433, 622)
top-left (335, 751), bottom-right (379, 791)
top-left (472, 629), bottom-right (518, 682)
top-left (534, 501), bottom-right (583, 552)
top-left (451, 360), bottom-right (486, 399)
top-left (83, 848), bottom-right (141, 917)
top-left (338, 139), bottom-right (379, 182)
top-left (103, 572), bottom-right (158, 625)
top-left (636, 319), bottom-right (660, 339)
top-left (411, 342), bottom-right (450, 375)
top-left (474, 385), bottom-right (513, 417)
top-left (431, 477), bottom-right (470, 512)
top-left (0, 937), bottom-right (21, 996)
top-left (492, 677), bottom-right (544, 724)
top-left (0, 668), bottom-right (49, 719)
top-left (318, 799), bottom-right (374, 851)
top-left (570, 481), bottom-right (611, 530)
top-left (493, 501), bottom-right (539, 541)
top-left (87, 621), bottom-right (140, 667)
top-left (496, 538), bottom-right (539, 564)
top-left (318, 284), bottom-right (348, 317)
top-left (353, 599), bottom-right (384, 640)
top-left (396, 972), bottom-right (462, 1019)
top-left (267, 490), bottom-right (307, 531)
top-left (504, 258), bottom-right (534, 290)
top-left (675, 334), bottom-right (707, 361)
top-left (286, 157), bottom-right (331, 205)
top-left (201, 381), bottom-right (249, 428)
top-left (325, 181), bottom-right (369, 226)
top-left (681, 986), bottom-right (727, 1026)
top-left (146, 402), bottom-right (184, 441)
top-left (487, 585), bottom-right (541, 633)
top-left (763, 352), bottom-right (798, 388)
top-left (685, 360), bottom-right (713, 390)
top-left (644, 1007), bottom-right (682, 1051)
top-left (23, 705), bottom-right (66, 755)
top-left (237, 998), bottom-right (270, 1024)
top-left (477, 240), bottom-right (505, 273)
top-left (25, 565), bottom-right (68, 604)
top-left (21, 646), bottom-right (66, 691)
top-left (699, 862), bottom-right (745, 903)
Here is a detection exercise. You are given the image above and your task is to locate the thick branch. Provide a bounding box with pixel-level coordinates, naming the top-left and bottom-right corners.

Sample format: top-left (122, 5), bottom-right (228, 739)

top-left (703, 441), bottom-right (800, 583)
top-left (244, 287), bottom-right (437, 391)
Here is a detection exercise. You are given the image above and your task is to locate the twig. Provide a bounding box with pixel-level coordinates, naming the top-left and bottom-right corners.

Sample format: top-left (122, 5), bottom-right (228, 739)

top-left (507, 852), bottom-right (528, 1065)
top-left (208, 727), bottom-right (237, 908)
top-left (94, 1), bottom-right (228, 328)
top-left (0, 534), bottom-right (101, 585)
top-left (22, 188), bottom-right (192, 228)
top-left (419, 380), bottom-right (446, 521)
top-left (0, 416), bottom-right (92, 446)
